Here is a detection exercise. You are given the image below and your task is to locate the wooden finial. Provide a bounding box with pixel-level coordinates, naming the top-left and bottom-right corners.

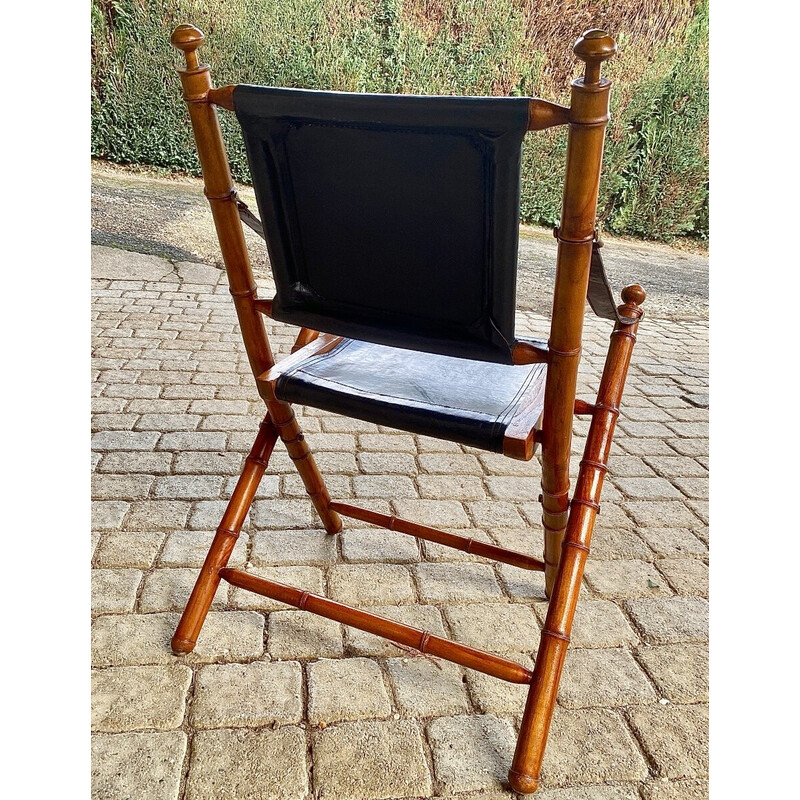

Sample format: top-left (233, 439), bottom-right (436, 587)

top-left (573, 29), bottom-right (617, 85)
top-left (621, 284), bottom-right (646, 307)
top-left (171, 24), bottom-right (205, 71)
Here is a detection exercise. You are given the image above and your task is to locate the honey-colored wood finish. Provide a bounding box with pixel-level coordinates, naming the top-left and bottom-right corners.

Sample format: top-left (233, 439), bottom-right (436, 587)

top-left (221, 567), bottom-right (534, 683)
top-left (169, 24), bottom-right (645, 794)
top-left (527, 99), bottom-right (571, 130)
top-left (509, 284), bottom-right (645, 793)
top-left (169, 24), bottom-right (340, 656)
top-left (330, 502), bottom-right (545, 571)
top-left (540, 30), bottom-right (618, 598)
top-left (291, 327), bottom-right (320, 353)
top-left (172, 416), bottom-right (278, 653)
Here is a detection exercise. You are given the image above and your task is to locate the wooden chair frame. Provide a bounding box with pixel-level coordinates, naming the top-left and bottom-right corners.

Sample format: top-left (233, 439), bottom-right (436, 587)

top-left (169, 24), bottom-right (645, 793)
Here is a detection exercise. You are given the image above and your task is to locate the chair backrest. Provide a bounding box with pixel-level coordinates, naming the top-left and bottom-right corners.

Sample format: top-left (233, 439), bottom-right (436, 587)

top-left (233, 86), bottom-right (530, 364)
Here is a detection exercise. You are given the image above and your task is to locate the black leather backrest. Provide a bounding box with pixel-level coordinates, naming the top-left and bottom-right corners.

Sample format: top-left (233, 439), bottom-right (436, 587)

top-left (234, 86), bottom-right (530, 363)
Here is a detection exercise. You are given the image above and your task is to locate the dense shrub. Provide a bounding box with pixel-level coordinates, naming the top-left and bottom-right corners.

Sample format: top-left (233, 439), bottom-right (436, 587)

top-left (91, 0), bottom-right (708, 241)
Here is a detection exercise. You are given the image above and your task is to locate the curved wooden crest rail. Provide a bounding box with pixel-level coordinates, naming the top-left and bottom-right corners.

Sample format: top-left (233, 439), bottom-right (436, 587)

top-left (168, 23), bottom-right (645, 794)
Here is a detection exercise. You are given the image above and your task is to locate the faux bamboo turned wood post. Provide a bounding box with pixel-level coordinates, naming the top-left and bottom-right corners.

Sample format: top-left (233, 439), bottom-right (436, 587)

top-left (540, 30), bottom-right (617, 597)
top-left (172, 416), bottom-right (278, 653)
top-left (170, 25), bottom-right (341, 535)
top-left (509, 284), bottom-right (645, 794)
top-left (170, 25), bottom-right (273, 381)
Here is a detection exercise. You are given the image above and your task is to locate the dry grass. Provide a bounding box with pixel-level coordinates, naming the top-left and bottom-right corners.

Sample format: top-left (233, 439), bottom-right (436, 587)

top-left (403, 0), bottom-right (696, 93)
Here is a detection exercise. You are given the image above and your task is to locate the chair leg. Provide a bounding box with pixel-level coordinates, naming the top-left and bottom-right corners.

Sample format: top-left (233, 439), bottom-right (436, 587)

top-left (509, 287), bottom-right (644, 792)
top-left (171, 416), bottom-right (279, 654)
top-left (540, 471), bottom-right (570, 599)
top-left (266, 398), bottom-right (342, 535)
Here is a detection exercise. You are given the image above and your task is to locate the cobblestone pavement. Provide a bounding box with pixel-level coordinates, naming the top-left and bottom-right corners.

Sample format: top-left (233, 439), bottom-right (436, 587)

top-left (91, 243), bottom-right (709, 800)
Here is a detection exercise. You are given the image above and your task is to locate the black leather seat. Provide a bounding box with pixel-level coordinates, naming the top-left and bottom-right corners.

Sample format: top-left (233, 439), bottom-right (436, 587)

top-left (273, 338), bottom-right (547, 451)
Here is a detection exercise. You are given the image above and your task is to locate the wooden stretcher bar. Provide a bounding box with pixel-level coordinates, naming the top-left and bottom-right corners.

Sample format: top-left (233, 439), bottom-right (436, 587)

top-left (220, 568), bottom-right (534, 684)
top-left (330, 502), bottom-right (545, 572)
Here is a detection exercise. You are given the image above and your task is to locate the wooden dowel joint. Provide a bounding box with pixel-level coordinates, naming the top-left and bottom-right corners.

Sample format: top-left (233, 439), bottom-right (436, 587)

top-left (527, 99), bottom-right (571, 130)
top-left (207, 85), bottom-right (236, 110)
top-left (253, 298), bottom-right (274, 317)
top-left (511, 339), bottom-right (550, 365)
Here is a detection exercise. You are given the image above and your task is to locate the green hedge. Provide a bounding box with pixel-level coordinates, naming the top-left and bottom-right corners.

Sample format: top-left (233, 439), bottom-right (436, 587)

top-left (91, 0), bottom-right (708, 241)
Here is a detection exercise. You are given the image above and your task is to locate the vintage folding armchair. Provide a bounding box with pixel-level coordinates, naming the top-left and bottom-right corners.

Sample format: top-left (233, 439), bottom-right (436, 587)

top-left (169, 24), bottom-right (645, 793)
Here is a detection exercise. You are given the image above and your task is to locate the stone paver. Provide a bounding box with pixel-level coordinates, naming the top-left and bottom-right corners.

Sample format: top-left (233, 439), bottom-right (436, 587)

top-left (91, 665), bottom-right (192, 731)
top-left (94, 531), bottom-right (165, 568)
top-left (91, 569), bottom-right (142, 614)
top-left (638, 526), bottom-right (707, 557)
top-left (540, 708), bottom-right (649, 785)
top-left (193, 661), bottom-right (303, 728)
top-left (625, 596), bottom-right (709, 644)
top-left (446, 603), bottom-right (540, 653)
top-left (584, 559), bottom-right (672, 598)
top-left (387, 656), bottom-right (470, 717)
top-left (559, 647), bottom-right (657, 708)
top-left (139, 567), bottom-right (227, 612)
top-left (312, 720), bottom-right (432, 799)
top-left (328, 563), bottom-right (414, 605)
top-left (415, 561), bottom-right (503, 602)
top-left (124, 499), bottom-right (191, 530)
top-left (636, 642), bottom-right (709, 702)
top-left (91, 242), bottom-right (708, 799)
top-left (91, 611), bottom-right (264, 666)
top-left (642, 779), bottom-right (709, 799)
top-left (427, 714), bottom-right (517, 793)
top-left (268, 610), bottom-right (343, 659)
top-left (340, 527), bottom-right (420, 563)
top-left (308, 657), bottom-right (392, 723)
top-left (535, 787), bottom-right (640, 800)
top-left (91, 731), bottom-right (187, 800)
top-left (628, 704), bottom-right (709, 779)
top-left (186, 727), bottom-right (308, 800)
top-left (251, 529), bottom-right (336, 565)
top-left (656, 557), bottom-right (709, 596)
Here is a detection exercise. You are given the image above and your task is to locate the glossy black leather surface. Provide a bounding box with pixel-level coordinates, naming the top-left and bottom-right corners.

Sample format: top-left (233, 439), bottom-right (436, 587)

top-left (233, 86), bottom-right (530, 364)
top-left (275, 338), bottom-right (547, 451)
